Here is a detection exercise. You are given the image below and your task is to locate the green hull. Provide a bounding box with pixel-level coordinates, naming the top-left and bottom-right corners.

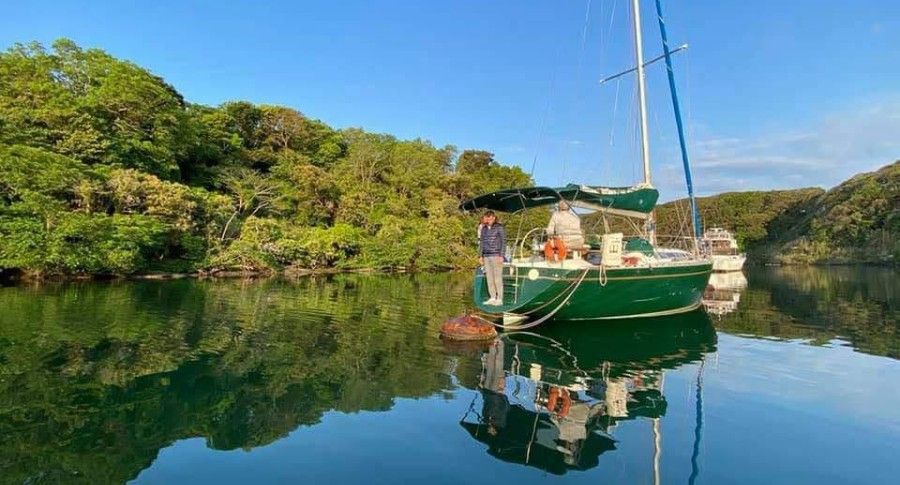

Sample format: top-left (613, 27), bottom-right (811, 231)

top-left (474, 262), bottom-right (713, 320)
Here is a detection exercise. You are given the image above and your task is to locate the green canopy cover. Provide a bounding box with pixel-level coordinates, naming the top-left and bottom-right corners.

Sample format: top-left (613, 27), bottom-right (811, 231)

top-left (459, 184), bottom-right (659, 218)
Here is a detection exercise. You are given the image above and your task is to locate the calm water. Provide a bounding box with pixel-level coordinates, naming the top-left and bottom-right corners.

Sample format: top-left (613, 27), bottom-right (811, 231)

top-left (0, 267), bottom-right (897, 484)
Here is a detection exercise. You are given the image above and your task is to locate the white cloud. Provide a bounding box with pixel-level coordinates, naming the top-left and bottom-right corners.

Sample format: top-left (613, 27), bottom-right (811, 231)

top-left (685, 98), bottom-right (900, 195)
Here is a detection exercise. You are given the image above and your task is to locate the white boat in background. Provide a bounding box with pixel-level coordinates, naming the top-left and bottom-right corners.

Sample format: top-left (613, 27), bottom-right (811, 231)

top-left (702, 228), bottom-right (746, 272)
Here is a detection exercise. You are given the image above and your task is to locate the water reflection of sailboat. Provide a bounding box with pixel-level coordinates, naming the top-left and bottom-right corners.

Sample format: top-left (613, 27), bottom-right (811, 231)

top-left (702, 271), bottom-right (748, 318)
top-left (459, 311), bottom-right (716, 475)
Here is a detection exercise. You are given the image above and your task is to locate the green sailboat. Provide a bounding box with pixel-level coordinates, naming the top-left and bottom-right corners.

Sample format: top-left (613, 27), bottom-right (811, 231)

top-left (461, 0), bottom-right (712, 322)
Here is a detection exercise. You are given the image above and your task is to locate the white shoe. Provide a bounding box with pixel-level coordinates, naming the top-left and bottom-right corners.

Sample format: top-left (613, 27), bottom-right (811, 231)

top-left (489, 299), bottom-right (503, 306)
top-left (483, 298), bottom-right (496, 305)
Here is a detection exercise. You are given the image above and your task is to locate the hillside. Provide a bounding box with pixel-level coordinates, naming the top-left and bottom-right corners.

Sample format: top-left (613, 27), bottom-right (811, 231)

top-left (0, 40), bottom-right (529, 277)
top-left (653, 187), bottom-right (825, 250)
top-left (1, 40), bottom-right (896, 277)
top-left (769, 161), bottom-right (899, 264)
top-left (654, 161), bottom-right (899, 265)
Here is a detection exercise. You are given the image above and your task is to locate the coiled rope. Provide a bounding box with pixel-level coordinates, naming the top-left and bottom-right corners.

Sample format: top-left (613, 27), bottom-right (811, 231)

top-left (472, 268), bottom-right (591, 330)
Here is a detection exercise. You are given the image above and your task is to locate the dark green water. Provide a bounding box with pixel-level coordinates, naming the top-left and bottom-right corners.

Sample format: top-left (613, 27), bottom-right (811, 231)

top-left (0, 267), bottom-right (897, 484)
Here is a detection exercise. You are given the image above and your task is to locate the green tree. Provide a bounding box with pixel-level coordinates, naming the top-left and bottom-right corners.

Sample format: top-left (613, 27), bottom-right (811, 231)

top-left (0, 39), bottom-right (188, 179)
top-left (218, 167), bottom-right (277, 241)
top-left (0, 39), bottom-right (540, 275)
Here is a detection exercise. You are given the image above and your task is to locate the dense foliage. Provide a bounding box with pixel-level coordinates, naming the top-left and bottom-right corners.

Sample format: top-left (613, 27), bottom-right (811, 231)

top-left (0, 40), bottom-right (531, 276)
top-left (774, 162), bottom-right (900, 264)
top-left (650, 188), bottom-right (825, 248)
top-left (650, 162), bottom-right (899, 264)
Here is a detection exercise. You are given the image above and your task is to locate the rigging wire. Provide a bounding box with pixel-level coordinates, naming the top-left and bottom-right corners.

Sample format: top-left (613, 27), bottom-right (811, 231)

top-left (599, 0), bottom-right (620, 65)
top-left (561, 0), bottom-right (595, 186)
top-left (685, 42), bottom-right (695, 152)
top-left (596, 0), bottom-right (619, 183)
top-left (528, 36), bottom-right (566, 179)
top-left (529, 85), bottom-right (555, 178)
top-left (684, 41), bottom-right (701, 235)
top-left (609, 78), bottom-right (621, 149)
top-left (577, 0), bottom-right (595, 73)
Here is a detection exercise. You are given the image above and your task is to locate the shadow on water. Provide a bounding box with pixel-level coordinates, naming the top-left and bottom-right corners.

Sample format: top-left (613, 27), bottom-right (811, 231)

top-left (455, 311), bottom-right (716, 476)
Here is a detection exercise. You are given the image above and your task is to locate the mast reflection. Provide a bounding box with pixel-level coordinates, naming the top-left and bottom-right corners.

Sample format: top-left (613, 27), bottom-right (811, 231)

top-left (459, 311), bottom-right (717, 475)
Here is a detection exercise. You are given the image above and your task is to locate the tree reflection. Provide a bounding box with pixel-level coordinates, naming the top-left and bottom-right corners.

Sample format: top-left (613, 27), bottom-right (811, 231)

top-left (0, 266), bottom-right (895, 483)
top-left (713, 266), bottom-right (898, 358)
top-left (0, 275), bottom-right (468, 484)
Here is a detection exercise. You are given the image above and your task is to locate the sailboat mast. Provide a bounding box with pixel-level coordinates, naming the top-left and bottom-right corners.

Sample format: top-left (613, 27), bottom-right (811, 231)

top-left (631, 0), bottom-right (652, 185)
top-left (655, 0), bottom-right (702, 244)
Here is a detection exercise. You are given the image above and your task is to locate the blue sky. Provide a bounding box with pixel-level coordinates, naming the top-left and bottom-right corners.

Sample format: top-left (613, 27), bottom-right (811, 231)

top-left (2, 0), bottom-right (899, 198)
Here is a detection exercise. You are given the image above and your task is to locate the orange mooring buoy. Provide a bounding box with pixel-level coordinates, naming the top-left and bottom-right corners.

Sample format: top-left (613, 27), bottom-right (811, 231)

top-left (440, 313), bottom-right (498, 341)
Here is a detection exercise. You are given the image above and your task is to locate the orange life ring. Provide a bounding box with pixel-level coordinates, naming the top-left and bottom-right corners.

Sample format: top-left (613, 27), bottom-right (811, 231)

top-left (558, 392), bottom-right (571, 418)
top-left (544, 237), bottom-right (568, 262)
top-left (547, 387), bottom-right (572, 418)
top-left (548, 387), bottom-right (559, 408)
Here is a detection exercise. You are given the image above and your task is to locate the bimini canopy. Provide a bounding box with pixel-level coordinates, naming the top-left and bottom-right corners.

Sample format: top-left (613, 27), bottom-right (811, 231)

top-left (459, 184), bottom-right (659, 219)
top-left (458, 186), bottom-right (561, 213)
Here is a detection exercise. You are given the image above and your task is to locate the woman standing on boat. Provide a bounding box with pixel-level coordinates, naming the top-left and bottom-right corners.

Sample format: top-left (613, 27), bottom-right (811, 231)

top-left (479, 211), bottom-right (506, 306)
